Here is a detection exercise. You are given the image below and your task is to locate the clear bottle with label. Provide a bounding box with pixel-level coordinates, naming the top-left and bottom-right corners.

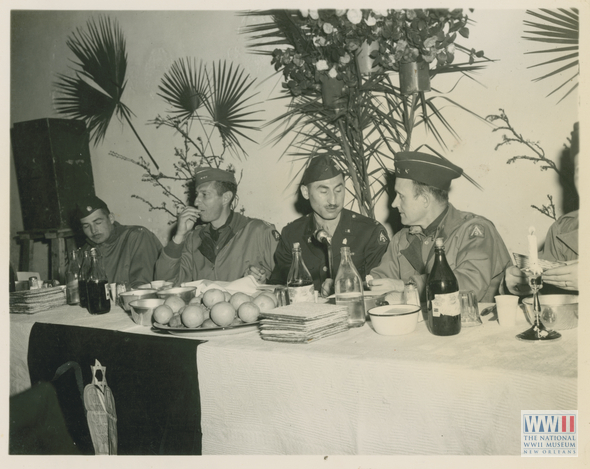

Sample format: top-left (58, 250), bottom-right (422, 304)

top-left (78, 250), bottom-right (91, 309)
top-left (86, 248), bottom-right (111, 315)
top-left (335, 246), bottom-right (365, 328)
top-left (66, 249), bottom-right (81, 305)
top-left (426, 238), bottom-right (461, 336)
top-left (287, 242), bottom-right (315, 304)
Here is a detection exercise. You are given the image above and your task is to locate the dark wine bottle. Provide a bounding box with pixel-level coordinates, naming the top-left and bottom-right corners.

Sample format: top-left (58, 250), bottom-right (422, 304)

top-left (86, 248), bottom-right (111, 315)
top-left (426, 238), bottom-right (461, 336)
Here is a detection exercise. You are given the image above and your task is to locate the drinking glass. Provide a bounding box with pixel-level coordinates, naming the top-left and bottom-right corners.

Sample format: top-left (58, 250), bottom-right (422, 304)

top-left (460, 291), bottom-right (482, 326)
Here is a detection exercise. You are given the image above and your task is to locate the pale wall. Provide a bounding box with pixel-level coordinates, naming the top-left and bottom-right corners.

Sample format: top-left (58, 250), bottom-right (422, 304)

top-left (9, 9), bottom-right (580, 279)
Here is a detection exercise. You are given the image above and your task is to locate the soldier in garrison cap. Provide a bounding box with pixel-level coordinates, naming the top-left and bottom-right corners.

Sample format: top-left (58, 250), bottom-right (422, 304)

top-left (155, 167), bottom-right (279, 284)
top-left (76, 195), bottom-right (162, 289)
top-left (505, 123), bottom-right (579, 295)
top-left (269, 154), bottom-right (390, 295)
top-left (370, 151), bottom-right (512, 303)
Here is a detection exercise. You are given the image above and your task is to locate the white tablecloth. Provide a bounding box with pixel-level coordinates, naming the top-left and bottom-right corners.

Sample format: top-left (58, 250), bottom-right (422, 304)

top-left (196, 310), bottom-right (576, 455)
top-left (10, 304), bottom-right (577, 455)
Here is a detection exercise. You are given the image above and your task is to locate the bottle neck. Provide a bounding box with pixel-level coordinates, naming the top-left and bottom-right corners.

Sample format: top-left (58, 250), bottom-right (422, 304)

top-left (340, 247), bottom-right (351, 263)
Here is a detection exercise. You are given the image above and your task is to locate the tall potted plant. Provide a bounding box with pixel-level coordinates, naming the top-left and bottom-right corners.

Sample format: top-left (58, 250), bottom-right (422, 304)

top-left (243, 9), bottom-right (489, 218)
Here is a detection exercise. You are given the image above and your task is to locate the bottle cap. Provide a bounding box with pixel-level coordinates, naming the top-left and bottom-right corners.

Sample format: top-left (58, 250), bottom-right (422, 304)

top-left (292, 242), bottom-right (300, 249)
top-left (435, 238), bottom-right (444, 247)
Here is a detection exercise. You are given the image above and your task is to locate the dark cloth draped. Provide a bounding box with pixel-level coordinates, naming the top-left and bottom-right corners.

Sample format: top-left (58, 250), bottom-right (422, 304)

top-left (27, 323), bottom-right (203, 455)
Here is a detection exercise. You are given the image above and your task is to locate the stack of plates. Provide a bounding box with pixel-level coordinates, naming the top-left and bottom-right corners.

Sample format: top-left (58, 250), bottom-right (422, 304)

top-left (9, 286), bottom-right (67, 314)
top-left (259, 302), bottom-right (349, 343)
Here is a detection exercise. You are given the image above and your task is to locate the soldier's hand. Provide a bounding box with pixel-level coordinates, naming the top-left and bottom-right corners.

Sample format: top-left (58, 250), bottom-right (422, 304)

top-left (173, 207), bottom-right (200, 244)
top-left (542, 261), bottom-right (578, 291)
top-left (246, 265), bottom-right (267, 284)
top-left (321, 278), bottom-right (334, 297)
top-left (368, 277), bottom-right (405, 293)
top-left (504, 265), bottom-right (531, 296)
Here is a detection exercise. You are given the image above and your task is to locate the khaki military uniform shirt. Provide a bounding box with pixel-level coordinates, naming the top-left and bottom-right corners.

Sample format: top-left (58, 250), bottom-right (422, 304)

top-left (83, 222), bottom-right (163, 289)
top-left (155, 212), bottom-right (278, 285)
top-left (370, 204), bottom-right (511, 303)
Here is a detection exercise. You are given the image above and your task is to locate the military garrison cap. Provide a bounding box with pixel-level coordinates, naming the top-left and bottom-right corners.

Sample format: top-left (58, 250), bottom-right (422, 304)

top-left (76, 195), bottom-right (110, 220)
top-left (194, 167), bottom-right (237, 187)
top-left (394, 151), bottom-right (463, 191)
top-left (301, 155), bottom-right (343, 185)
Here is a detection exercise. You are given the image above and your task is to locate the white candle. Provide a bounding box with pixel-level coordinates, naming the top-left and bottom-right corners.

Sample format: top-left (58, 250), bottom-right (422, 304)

top-left (528, 226), bottom-right (541, 274)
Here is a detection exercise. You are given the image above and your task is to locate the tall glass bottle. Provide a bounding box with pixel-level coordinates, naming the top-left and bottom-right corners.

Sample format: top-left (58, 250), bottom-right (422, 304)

top-left (426, 238), bottom-right (461, 336)
top-left (66, 250), bottom-right (80, 305)
top-left (86, 248), bottom-right (111, 315)
top-left (335, 246), bottom-right (365, 327)
top-left (78, 250), bottom-right (91, 308)
top-left (287, 242), bottom-right (315, 304)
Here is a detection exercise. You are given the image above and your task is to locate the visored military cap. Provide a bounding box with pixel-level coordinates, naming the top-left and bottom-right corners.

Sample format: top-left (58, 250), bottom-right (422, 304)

top-left (194, 167), bottom-right (237, 187)
top-left (76, 195), bottom-right (109, 220)
top-left (394, 151), bottom-right (463, 191)
top-left (301, 154), bottom-right (343, 185)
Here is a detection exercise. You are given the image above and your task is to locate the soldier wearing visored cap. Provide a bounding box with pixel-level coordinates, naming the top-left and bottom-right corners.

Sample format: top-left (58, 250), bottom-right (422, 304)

top-left (370, 151), bottom-right (511, 303)
top-left (77, 195), bottom-right (163, 289)
top-left (155, 167), bottom-right (279, 284)
top-left (269, 154), bottom-right (390, 294)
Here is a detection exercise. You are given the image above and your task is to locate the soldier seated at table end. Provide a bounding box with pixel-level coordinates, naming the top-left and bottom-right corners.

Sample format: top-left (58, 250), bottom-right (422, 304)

top-left (76, 195), bottom-right (163, 289)
top-left (369, 151), bottom-right (512, 303)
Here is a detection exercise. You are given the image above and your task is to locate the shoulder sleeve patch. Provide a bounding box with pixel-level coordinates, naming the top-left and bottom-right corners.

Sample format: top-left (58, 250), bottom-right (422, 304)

top-left (378, 230), bottom-right (389, 245)
top-left (469, 224), bottom-right (485, 239)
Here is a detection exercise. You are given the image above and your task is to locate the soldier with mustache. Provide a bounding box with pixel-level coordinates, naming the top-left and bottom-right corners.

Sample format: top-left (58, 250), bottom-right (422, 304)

top-left (269, 155), bottom-right (390, 296)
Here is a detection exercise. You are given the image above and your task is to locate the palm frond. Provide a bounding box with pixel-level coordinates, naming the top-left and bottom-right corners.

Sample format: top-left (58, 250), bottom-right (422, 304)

top-left (522, 8), bottom-right (579, 103)
top-left (157, 58), bottom-right (209, 121)
top-left (205, 61), bottom-right (263, 158)
top-left (240, 10), bottom-right (315, 55)
top-left (54, 15), bottom-right (159, 168)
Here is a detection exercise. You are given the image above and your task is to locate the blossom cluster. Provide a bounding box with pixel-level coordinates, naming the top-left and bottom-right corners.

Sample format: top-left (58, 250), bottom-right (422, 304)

top-left (272, 9), bottom-right (472, 97)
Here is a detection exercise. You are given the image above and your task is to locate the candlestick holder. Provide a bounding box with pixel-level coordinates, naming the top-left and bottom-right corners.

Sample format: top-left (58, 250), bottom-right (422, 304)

top-left (516, 270), bottom-right (561, 342)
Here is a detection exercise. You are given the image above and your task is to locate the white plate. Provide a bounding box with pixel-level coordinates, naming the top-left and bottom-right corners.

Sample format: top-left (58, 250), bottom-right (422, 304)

top-left (153, 321), bottom-right (259, 338)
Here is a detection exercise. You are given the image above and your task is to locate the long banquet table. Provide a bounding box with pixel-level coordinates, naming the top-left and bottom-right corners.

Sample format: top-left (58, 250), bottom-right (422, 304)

top-left (10, 303), bottom-right (577, 455)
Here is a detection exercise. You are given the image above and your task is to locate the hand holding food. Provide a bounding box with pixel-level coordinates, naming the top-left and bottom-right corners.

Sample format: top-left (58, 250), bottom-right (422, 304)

top-left (173, 206), bottom-right (201, 244)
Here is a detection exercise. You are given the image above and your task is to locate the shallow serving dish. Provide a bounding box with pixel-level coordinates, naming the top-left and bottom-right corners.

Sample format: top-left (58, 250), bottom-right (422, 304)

top-left (368, 304), bottom-right (420, 336)
top-left (129, 298), bottom-right (165, 326)
top-left (119, 289), bottom-right (158, 312)
top-left (138, 281), bottom-right (174, 290)
top-left (522, 294), bottom-right (578, 330)
top-left (156, 286), bottom-right (197, 304)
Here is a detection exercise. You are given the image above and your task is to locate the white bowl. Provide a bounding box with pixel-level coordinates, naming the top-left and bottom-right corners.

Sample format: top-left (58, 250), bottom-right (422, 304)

top-left (138, 281), bottom-right (174, 290)
top-left (156, 286), bottom-right (197, 304)
top-left (368, 304), bottom-right (420, 336)
top-left (119, 289), bottom-right (158, 312)
top-left (129, 298), bottom-right (165, 326)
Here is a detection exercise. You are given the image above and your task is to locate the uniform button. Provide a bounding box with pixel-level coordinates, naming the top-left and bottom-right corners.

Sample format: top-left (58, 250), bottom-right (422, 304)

top-left (424, 240), bottom-right (429, 245)
top-left (322, 266), bottom-right (328, 272)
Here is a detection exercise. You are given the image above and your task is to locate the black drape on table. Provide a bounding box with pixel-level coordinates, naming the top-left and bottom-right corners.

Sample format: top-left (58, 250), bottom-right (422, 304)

top-left (26, 323), bottom-right (203, 455)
